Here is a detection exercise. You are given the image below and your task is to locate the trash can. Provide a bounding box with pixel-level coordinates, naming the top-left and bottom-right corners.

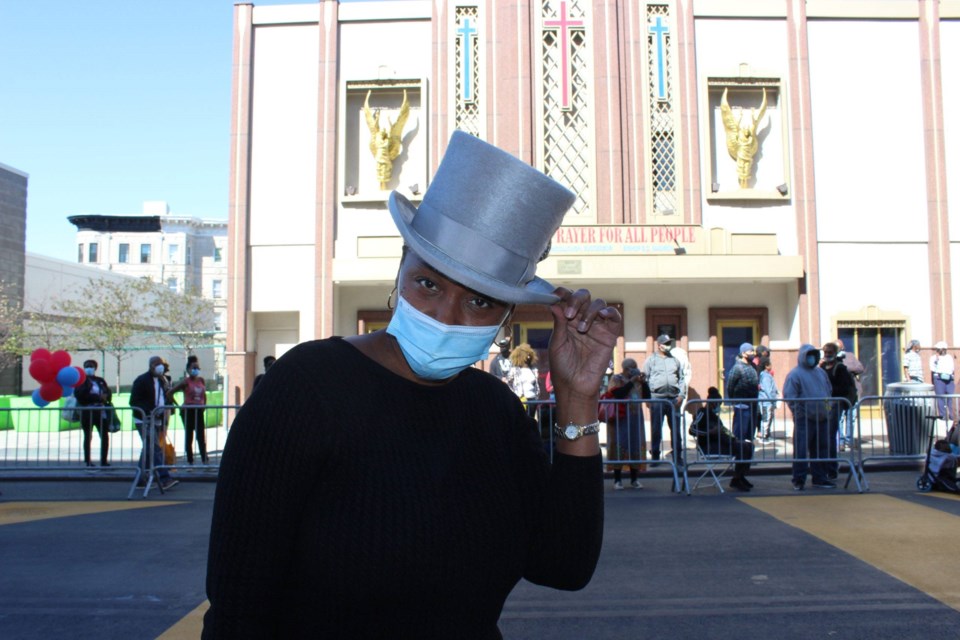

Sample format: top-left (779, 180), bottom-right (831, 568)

top-left (883, 382), bottom-right (937, 455)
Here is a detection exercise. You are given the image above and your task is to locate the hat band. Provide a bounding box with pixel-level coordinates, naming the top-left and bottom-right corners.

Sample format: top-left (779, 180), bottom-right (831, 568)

top-left (411, 202), bottom-right (533, 288)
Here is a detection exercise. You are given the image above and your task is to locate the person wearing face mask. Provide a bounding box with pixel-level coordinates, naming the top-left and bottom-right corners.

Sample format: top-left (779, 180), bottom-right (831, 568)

top-left (203, 131), bottom-right (620, 638)
top-left (725, 342), bottom-right (760, 443)
top-left (73, 359), bottom-right (112, 467)
top-left (819, 342), bottom-right (856, 480)
top-left (642, 335), bottom-right (686, 463)
top-left (129, 355), bottom-right (178, 490)
top-left (783, 344), bottom-right (834, 490)
top-left (169, 356), bottom-right (209, 465)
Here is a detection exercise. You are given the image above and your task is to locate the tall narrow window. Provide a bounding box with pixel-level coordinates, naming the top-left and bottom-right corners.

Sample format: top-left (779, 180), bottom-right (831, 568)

top-left (167, 277), bottom-right (178, 292)
top-left (140, 244), bottom-right (152, 264)
top-left (88, 242), bottom-right (98, 263)
top-left (540, 0), bottom-right (593, 219)
top-left (453, 6), bottom-right (481, 135)
top-left (213, 246), bottom-right (222, 262)
top-left (212, 279), bottom-right (223, 299)
top-left (186, 245), bottom-right (192, 266)
top-left (118, 243), bottom-right (129, 263)
top-left (168, 243), bottom-right (179, 264)
top-left (647, 3), bottom-right (679, 217)
top-left (77, 244), bottom-right (83, 263)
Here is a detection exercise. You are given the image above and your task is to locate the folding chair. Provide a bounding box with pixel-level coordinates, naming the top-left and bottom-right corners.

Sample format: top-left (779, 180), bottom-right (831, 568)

top-left (689, 444), bottom-right (736, 493)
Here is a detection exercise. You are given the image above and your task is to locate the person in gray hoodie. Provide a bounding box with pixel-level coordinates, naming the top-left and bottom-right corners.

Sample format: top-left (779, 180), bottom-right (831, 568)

top-left (783, 344), bottom-right (834, 490)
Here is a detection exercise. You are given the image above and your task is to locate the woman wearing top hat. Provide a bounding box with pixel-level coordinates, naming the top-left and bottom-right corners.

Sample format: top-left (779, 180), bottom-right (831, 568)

top-left (203, 131), bottom-right (620, 638)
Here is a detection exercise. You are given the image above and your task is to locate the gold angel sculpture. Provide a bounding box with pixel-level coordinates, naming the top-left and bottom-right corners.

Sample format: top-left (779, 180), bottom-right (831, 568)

top-left (720, 87), bottom-right (767, 189)
top-left (364, 89), bottom-right (410, 190)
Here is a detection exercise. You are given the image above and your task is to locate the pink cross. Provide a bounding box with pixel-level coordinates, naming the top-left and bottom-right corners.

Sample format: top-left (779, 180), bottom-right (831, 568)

top-left (544, 1), bottom-right (584, 110)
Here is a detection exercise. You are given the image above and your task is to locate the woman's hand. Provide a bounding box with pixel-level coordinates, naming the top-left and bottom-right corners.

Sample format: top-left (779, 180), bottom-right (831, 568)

top-left (547, 287), bottom-right (622, 404)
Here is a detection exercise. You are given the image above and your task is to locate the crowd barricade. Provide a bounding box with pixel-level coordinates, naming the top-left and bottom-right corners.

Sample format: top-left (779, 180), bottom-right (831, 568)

top-left (594, 397), bottom-right (685, 492)
top-left (681, 396), bottom-right (862, 494)
top-left (0, 405), bottom-right (146, 474)
top-left (854, 392), bottom-right (959, 491)
top-left (130, 403), bottom-right (242, 498)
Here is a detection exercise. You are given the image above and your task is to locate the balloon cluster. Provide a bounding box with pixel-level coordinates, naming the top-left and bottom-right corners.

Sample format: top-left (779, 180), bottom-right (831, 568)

top-left (28, 349), bottom-right (86, 407)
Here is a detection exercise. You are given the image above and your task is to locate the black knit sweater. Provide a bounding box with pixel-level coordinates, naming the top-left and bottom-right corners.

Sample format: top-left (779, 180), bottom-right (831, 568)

top-left (203, 338), bottom-right (603, 639)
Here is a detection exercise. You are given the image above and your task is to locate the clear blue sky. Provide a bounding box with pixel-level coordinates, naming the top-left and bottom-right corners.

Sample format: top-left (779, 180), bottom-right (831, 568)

top-left (0, 0), bottom-right (300, 259)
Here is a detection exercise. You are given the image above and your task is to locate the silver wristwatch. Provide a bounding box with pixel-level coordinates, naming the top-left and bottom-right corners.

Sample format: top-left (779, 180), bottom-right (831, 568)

top-left (554, 420), bottom-right (601, 441)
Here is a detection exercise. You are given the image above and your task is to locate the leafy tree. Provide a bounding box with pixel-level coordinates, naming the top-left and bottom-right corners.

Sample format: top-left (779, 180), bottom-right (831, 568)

top-left (57, 277), bottom-right (158, 391)
top-left (152, 284), bottom-right (218, 366)
top-left (0, 280), bottom-right (23, 387)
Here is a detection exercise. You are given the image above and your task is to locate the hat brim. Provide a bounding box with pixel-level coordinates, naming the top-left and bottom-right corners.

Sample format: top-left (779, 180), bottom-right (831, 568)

top-left (388, 191), bottom-right (560, 305)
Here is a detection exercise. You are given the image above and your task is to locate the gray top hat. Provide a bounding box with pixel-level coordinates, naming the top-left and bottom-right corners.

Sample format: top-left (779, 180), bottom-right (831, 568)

top-left (388, 131), bottom-right (576, 305)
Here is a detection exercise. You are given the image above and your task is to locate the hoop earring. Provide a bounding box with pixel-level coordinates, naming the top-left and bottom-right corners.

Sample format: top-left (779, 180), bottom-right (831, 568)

top-left (386, 287), bottom-right (397, 311)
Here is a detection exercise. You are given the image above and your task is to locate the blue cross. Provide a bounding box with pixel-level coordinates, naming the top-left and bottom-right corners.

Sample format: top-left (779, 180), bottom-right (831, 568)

top-left (457, 17), bottom-right (477, 102)
top-left (648, 16), bottom-right (669, 101)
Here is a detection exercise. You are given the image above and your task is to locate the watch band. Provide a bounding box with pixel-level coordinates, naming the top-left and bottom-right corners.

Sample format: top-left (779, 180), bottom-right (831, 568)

top-left (554, 420), bottom-right (601, 441)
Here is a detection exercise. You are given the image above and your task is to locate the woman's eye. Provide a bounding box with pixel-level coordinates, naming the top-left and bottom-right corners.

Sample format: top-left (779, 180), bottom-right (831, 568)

top-left (414, 276), bottom-right (438, 291)
top-left (470, 297), bottom-right (495, 310)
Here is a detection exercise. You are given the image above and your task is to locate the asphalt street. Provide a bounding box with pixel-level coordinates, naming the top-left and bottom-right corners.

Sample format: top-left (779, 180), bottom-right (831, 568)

top-left (1, 467), bottom-right (958, 639)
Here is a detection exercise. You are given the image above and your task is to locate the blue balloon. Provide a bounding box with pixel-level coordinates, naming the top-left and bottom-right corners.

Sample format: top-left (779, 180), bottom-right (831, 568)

top-left (61, 385), bottom-right (74, 397)
top-left (56, 365), bottom-right (80, 387)
top-left (32, 388), bottom-right (49, 407)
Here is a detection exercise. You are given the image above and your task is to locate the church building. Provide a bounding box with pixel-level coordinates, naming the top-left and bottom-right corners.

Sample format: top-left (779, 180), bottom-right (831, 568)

top-left (225, 0), bottom-right (960, 405)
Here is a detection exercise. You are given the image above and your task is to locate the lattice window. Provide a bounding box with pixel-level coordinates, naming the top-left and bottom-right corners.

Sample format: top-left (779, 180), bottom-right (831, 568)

top-left (454, 6), bottom-right (481, 135)
top-left (647, 4), bottom-right (678, 215)
top-left (542, 0), bottom-right (591, 217)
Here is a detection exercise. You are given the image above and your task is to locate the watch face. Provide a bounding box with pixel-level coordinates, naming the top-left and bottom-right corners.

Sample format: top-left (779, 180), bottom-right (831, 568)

top-left (564, 424), bottom-right (580, 440)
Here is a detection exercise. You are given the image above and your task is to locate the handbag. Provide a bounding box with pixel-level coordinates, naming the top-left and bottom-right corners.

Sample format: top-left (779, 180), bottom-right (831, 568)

top-left (163, 437), bottom-right (176, 465)
top-left (102, 405), bottom-right (122, 433)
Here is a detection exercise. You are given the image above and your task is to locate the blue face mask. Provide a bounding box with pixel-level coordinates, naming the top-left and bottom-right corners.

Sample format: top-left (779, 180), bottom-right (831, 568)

top-left (386, 296), bottom-right (502, 381)
top-left (189, 368), bottom-right (200, 377)
top-left (84, 367), bottom-right (95, 376)
top-left (805, 354), bottom-right (818, 367)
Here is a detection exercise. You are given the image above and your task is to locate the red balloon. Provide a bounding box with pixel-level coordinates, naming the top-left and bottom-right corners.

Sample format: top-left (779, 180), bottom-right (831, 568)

top-left (28, 359), bottom-right (56, 383)
top-left (49, 350), bottom-right (71, 371)
top-left (31, 348), bottom-right (51, 362)
top-left (74, 366), bottom-right (87, 386)
top-left (39, 381), bottom-right (63, 402)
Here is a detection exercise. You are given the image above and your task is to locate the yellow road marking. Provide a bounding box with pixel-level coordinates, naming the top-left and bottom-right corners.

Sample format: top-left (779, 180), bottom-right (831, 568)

top-left (743, 494), bottom-right (960, 612)
top-left (922, 491), bottom-right (960, 503)
top-left (0, 501), bottom-right (178, 526)
top-left (157, 601), bottom-right (209, 639)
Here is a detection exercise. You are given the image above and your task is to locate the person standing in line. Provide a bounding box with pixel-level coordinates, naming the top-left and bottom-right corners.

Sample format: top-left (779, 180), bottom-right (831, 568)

top-left (74, 359), bottom-right (112, 467)
top-left (836, 338), bottom-right (864, 451)
top-left (169, 356), bottom-right (209, 465)
top-left (203, 130), bottom-right (617, 637)
top-left (725, 342), bottom-right (759, 443)
top-left (642, 335), bottom-right (685, 462)
top-left (757, 356), bottom-right (779, 441)
top-left (488, 338), bottom-right (513, 383)
top-left (930, 341), bottom-right (955, 422)
top-left (820, 342), bottom-right (856, 480)
top-left (783, 344), bottom-right (835, 490)
top-left (600, 374), bottom-right (643, 490)
top-left (252, 355), bottom-right (276, 390)
top-left (507, 343), bottom-right (541, 422)
top-left (903, 339), bottom-right (923, 382)
top-left (129, 355), bottom-right (178, 490)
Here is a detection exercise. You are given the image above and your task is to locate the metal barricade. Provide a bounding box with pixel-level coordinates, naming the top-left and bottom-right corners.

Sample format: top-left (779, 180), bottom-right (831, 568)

top-left (0, 405), bottom-right (145, 474)
top-left (680, 396), bottom-right (862, 494)
top-left (132, 403), bottom-right (241, 498)
top-left (595, 397), bottom-right (684, 492)
top-left (855, 392), bottom-right (959, 490)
